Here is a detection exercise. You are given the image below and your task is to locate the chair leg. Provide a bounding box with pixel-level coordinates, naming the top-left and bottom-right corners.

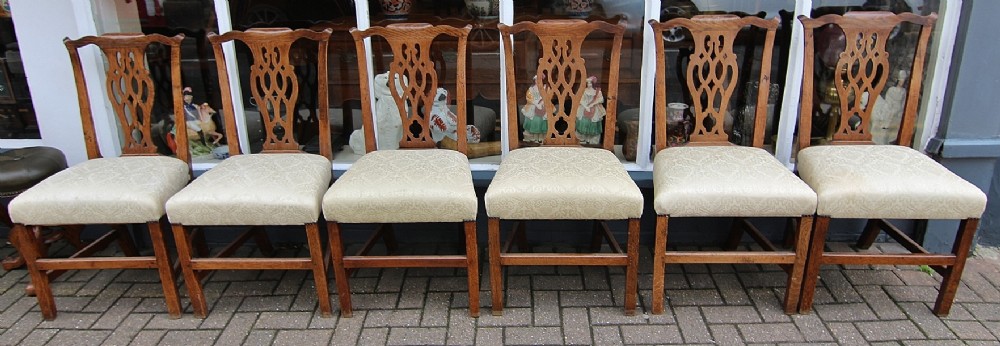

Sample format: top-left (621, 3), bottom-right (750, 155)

top-left (590, 220), bottom-right (603, 252)
top-left (464, 221), bottom-right (480, 317)
top-left (328, 221), bottom-right (353, 318)
top-left (783, 216), bottom-right (813, 314)
top-left (251, 226), bottom-right (275, 256)
top-left (488, 217), bottom-right (503, 316)
top-left (148, 221), bottom-right (181, 318)
top-left (651, 215), bottom-right (668, 314)
top-left (799, 216), bottom-right (829, 314)
top-left (383, 224), bottom-right (399, 254)
top-left (934, 218), bottom-right (979, 316)
top-left (855, 219), bottom-right (881, 250)
top-left (172, 224), bottom-right (208, 318)
top-left (112, 224), bottom-right (140, 257)
top-left (10, 224), bottom-right (56, 320)
top-left (724, 217), bottom-right (743, 250)
top-left (305, 223), bottom-right (333, 317)
top-left (624, 218), bottom-right (640, 316)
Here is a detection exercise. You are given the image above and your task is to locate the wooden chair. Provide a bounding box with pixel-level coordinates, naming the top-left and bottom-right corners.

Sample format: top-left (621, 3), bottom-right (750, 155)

top-left (8, 33), bottom-right (189, 320)
top-left (485, 19), bottom-right (643, 316)
top-left (164, 28), bottom-right (335, 318)
top-left (797, 12), bottom-right (986, 316)
top-left (324, 23), bottom-right (480, 318)
top-left (648, 15), bottom-right (817, 315)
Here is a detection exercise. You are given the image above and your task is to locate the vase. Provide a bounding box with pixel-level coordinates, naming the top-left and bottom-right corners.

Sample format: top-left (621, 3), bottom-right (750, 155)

top-left (379, 0), bottom-right (412, 19)
top-left (566, 0), bottom-right (593, 18)
top-left (464, 0), bottom-right (499, 19)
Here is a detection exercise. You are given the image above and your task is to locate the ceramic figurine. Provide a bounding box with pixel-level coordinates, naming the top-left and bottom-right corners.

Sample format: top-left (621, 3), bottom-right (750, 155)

top-left (870, 70), bottom-right (908, 144)
top-left (430, 88), bottom-right (481, 144)
top-left (180, 87), bottom-right (220, 156)
top-left (197, 103), bottom-right (223, 145)
top-left (521, 73), bottom-right (549, 143)
top-left (350, 72), bottom-right (406, 154)
top-left (575, 76), bottom-right (606, 145)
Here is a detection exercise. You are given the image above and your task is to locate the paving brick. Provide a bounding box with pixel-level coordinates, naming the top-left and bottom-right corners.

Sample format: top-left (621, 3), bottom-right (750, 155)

top-left (160, 330), bottom-right (222, 346)
top-left (474, 327), bottom-right (503, 346)
top-left (375, 269), bottom-right (405, 293)
top-left (504, 326), bottom-right (562, 345)
top-left (844, 269), bottom-right (905, 286)
top-left (984, 321), bottom-right (1000, 340)
top-left (713, 273), bottom-right (750, 305)
top-left (686, 273), bottom-right (715, 289)
top-left (274, 270), bottom-right (307, 295)
top-left (560, 291), bottom-right (613, 307)
top-left (36, 312), bottom-right (100, 330)
top-left (198, 296), bottom-right (243, 329)
top-left (446, 308), bottom-right (476, 345)
top-left (273, 329), bottom-right (333, 346)
top-left (532, 275), bottom-right (584, 291)
top-left (533, 291), bottom-right (560, 326)
top-left (738, 322), bottom-right (804, 343)
top-left (620, 325), bottom-right (683, 344)
top-left (701, 306), bottom-right (762, 324)
top-left (816, 269), bottom-right (864, 303)
top-left (214, 312), bottom-right (257, 345)
top-left (254, 311), bottom-right (312, 329)
top-left (708, 324), bottom-right (743, 346)
top-left (289, 284), bottom-right (319, 312)
top-left (965, 303), bottom-right (1000, 321)
top-left (504, 276), bottom-right (532, 308)
top-left (41, 330), bottom-right (109, 346)
top-left (358, 327), bottom-right (388, 346)
top-left (330, 310), bottom-right (365, 346)
top-left (244, 330), bottom-right (276, 345)
top-left (588, 307), bottom-right (649, 325)
top-left (790, 313), bottom-right (835, 342)
top-left (897, 302), bottom-right (957, 339)
top-left (943, 320), bottom-right (996, 340)
top-left (901, 341), bottom-right (966, 346)
top-left (128, 330), bottom-right (166, 345)
top-left (477, 307), bottom-right (532, 327)
top-left (592, 326), bottom-right (623, 345)
top-left (895, 269), bottom-right (940, 286)
top-left (673, 306), bottom-right (711, 343)
top-left (144, 313), bottom-right (202, 330)
top-left (665, 289), bottom-right (724, 306)
top-left (0, 297), bottom-right (37, 328)
top-left (100, 313), bottom-right (153, 345)
top-left (826, 322), bottom-right (867, 346)
top-left (855, 320), bottom-right (925, 341)
top-left (814, 303), bottom-right (878, 321)
top-left (18, 329), bottom-right (56, 346)
top-left (386, 327), bottom-right (446, 346)
top-left (746, 288), bottom-right (791, 323)
top-left (91, 297), bottom-right (142, 329)
top-left (363, 309), bottom-right (422, 328)
top-left (562, 307), bottom-right (591, 345)
top-left (75, 270), bottom-right (123, 296)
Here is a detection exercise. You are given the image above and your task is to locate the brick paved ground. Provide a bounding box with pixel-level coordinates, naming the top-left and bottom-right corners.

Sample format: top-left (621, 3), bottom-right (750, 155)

top-left (2, 239), bottom-right (1000, 345)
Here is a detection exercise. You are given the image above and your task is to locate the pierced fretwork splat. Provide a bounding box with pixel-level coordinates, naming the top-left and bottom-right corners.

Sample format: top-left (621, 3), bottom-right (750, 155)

top-left (500, 20), bottom-right (625, 151)
top-left (798, 12), bottom-right (936, 148)
top-left (103, 47), bottom-right (158, 154)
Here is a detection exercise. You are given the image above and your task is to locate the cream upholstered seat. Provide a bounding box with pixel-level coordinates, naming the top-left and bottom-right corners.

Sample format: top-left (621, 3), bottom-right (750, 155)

top-left (324, 149), bottom-right (476, 223)
top-left (486, 19), bottom-right (641, 317)
top-left (653, 146), bottom-right (816, 218)
top-left (796, 12), bottom-right (982, 317)
top-left (10, 156), bottom-right (188, 225)
top-left (486, 147), bottom-right (642, 220)
top-left (648, 16), bottom-right (815, 315)
top-left (8, 33), bottom-right (189, 320)
top-left (166, 154), bottom-right (331, 226)
top-left (165, 28), bottom-right (336, 319)
top-left (798, 145), bottom-right (986, 220)
top-left (325, 23), bottom-right (480, 318)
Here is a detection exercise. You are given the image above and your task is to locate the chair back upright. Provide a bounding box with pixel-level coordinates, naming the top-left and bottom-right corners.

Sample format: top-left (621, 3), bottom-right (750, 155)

top-left (350, 23), bottom-right (472, 155)
top-left (208, 28), bottom-right (334, 160)
top-left (650, 15), bottom-right (778, 152)
top-left (798, 11), bottom-right (936, 150)
top-left (65, 33), bottom-right (189, 165)
top-left (499, 19), bottom-right (625, 151)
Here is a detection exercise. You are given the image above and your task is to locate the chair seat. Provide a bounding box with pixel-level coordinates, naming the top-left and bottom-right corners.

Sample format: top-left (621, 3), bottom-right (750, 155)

top-left (323, 149), bottom-right (477, 223)
top-left (8, 156), bottom-right (189, 225)
top-left (798, 145), bottom-right (987, 219)
top-left (485, 147), bottom-right (642, 220)
top-left (166, 153), bottom-right (331, 226)
top-left (0, 147), bottom-right (67, 196)
top-left (653, 146), bottom-right (817, 217)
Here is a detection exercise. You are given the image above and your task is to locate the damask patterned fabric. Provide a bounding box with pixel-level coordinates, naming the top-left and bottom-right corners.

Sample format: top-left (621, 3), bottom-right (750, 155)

top-left (8, 156), bottom-right (189, 225)
top-left (166, 153), bottom-right (331, 226)
top-left (485, 147), bottom-right (643, 220)
top-left (798, 145), bottom-right (987, 219)
top-left (653, 146), bottom-right (817, 217)
top-left (323, 149), bottom-right (477, 223)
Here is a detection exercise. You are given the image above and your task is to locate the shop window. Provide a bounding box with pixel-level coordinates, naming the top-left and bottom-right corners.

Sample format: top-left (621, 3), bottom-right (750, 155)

top-left (0, 5), bottom-right (40, 139)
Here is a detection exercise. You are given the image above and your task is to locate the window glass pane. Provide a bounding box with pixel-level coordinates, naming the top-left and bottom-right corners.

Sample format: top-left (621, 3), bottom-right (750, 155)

top-left (804, 1), bottom-right (939, 148)
top-left (657, 0), bottom-right (795, 156)
top-left (513, 0), bottom-right (644, 163)
top-left (0, 6), bottom-right (40, 139)
top-left (366, 0), bottom-right (502, 164)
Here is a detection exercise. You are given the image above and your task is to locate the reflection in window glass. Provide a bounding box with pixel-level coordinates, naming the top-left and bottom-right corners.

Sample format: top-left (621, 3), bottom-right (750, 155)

top-left (0, 7), bottom-right (40, 139)
top-left (513, 0), bottom-right (645, 162)
top-left (658, 1), bottom-right (794, 153)
top-left (806, 1), bottom-right (939, 146)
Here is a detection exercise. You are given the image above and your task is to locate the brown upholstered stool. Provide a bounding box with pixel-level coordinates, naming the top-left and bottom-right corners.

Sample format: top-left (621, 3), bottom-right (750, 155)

top-left (1, 146), bottom-right (67, 270)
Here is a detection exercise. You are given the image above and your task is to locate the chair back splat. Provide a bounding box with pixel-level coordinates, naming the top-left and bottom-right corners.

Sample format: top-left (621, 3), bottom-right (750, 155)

top-left (65, 33), bottom-right (190, 164)
top-left (499, 20), bottom-right (624, 151)
top-left (798, 12), bottom-right (936, 149)
top-left (650, 15), bottom-right (778, 151)
top-left (208, 28), bottom-right (333, 159)
top-left (350, 24), bottom-right (471, 154)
